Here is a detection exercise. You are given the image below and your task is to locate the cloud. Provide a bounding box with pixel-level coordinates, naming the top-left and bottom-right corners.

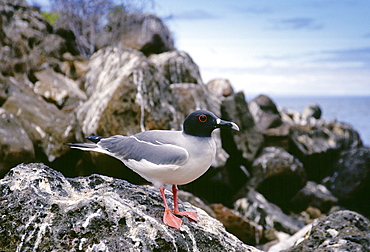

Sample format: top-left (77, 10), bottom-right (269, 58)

top-left (171, 10), bottom-right (219, 20)
top-left (319, 47), bottom-right (370, 67)
top-left (270, 17), bottom-right (323, 30)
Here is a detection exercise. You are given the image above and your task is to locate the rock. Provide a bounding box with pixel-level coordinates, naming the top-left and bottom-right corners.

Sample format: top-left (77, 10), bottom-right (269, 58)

top-left (2, 84), bottom-right (81, 163)
top-left (206, 78), bottom-right (234, 98)
top-left (0, 108), bottom-right (34, 176)
top-left (291, 181), bottom-right (338, 213)
top-left (289, 121), bottom-right (362, 181)
top-left (98, 13), bottom-right (175, 56)
top-left (33, 68), bottom-right (87, 108)
top-left (234, 189), bottom-right (305, 235)
top-left (149, 50), bottom-right (203, 85)
top-left (249, 94), bottom-right (283, 131)
top-left (241, 147), bottom-right (306, 211)
top-left (210, 203), bottom-right (263, 245)
top-left (0, 163), bottom-right (261, 252)
top-left (301, 103), bottom-right (322, 120)
top-left (322, 147), bottom-right (370, 215)
top-left (285, 210), bottom-right (370, 251)
top-left (78, 46), bottom-right (180, 137)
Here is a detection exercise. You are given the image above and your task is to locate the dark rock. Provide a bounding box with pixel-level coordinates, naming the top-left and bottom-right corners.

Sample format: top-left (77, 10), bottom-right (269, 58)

top-left (0, 163), bottom-right (261, 252)
top-left (241, 147), bottom-right (306, 212)
top-left (0, 108), bottom-right (34, 176)
top-left (291, 181), bottom-right (337, 213)
top-left (249, 94), bottom-right (283, 131)
top-left (323, 147), bottom-right (370, 215)
top-left (289, 121), bottom-right (362, 181)
top-left (206, 78), bottom-right (234, 98)
top-left (211, 203), bottom-right (263, 245)
top-left (149, 50), bottom-right (203, 85)
top-left (286, 210), bottom-right (370, 251)
top-left (301, 103), bottom-right (322, 120)
top-left (234, 189), bottom-right (305, 235)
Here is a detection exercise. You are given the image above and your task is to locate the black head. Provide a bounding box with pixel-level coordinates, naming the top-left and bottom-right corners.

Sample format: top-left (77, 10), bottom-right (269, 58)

top-left (183, 110), bottom-right (239, 137)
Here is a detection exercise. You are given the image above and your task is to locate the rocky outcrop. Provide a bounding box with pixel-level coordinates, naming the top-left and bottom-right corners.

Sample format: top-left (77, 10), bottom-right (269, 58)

top-left (0, 163), bottom-right (261, 252)
top-left (286, 210), bottom-right (370, 251)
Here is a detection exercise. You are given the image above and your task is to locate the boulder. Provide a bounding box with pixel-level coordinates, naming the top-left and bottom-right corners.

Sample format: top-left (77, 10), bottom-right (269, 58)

top-left (323, 147), bottom-right (370, 215)
top-left (249, 94), bottom-right (283, 131)
top-left (0, 163), bottom-right (261, 252)
top-left (0, 108), bottom-right (34, 177)
top-left (289, 122), bottom-right (362, 181)
top-left (33, 68), bottom-right (87, 108)
top-left (2, 84), bottom-right (81, 163)
top-left (206, 78), bottom-right (234, 98)
top-left (242, 147), bottom-right (306, 211)
top-left (234, 189), bottom-right (305, 235)
top-left (286, 210), bottom-right (370, 251)
top-left (78, 46), bottom-right (180, 137)
top-left (149, 50), bottom-right (203, 85)
top-left (291, 181), bottom-right (337, 213)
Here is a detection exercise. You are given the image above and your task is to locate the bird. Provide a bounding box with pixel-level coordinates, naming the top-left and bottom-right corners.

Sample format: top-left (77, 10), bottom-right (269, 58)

top-left (65, 110), bottom-right (239, 229)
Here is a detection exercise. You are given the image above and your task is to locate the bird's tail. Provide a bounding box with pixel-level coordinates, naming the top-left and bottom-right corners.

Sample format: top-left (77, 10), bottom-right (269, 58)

top-left (64, 136), bottom-right (110, 154)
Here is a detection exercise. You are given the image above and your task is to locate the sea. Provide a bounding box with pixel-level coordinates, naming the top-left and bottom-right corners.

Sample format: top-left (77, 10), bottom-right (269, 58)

top-left (267, 96), bottom-right (370, 147)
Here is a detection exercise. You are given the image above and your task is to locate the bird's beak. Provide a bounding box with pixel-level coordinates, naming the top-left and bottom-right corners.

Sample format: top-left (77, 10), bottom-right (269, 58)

top-left (216, 119), bottom-right (240, 131)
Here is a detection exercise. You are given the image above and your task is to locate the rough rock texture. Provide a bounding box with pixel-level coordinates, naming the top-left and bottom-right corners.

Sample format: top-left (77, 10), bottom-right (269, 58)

top-left (244, 147), bottom-right (306, 211)
top-left (286, 210), bottom-right (370, 251)
top-left (149, 50), bottom-right (203, 85)
top-left (78, 46), bottom-right (180, 137)
top-left (234, 189), bottom-right (304, 235)
top-left (0, 163), bottom-right (261, 252)
top-left (323, 147), bottom-right (370, 215)
top-left (291, 181), bottom-right (338, 213)
top-left (0, 108), bottom-right (34, 176)
top-left (206, 78), bottom-right (234, 98)
top-left (249, 94), bottom-right (283, 131)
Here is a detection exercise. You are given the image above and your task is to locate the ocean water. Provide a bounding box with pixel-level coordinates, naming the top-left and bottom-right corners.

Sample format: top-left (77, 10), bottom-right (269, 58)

top-left (269, 96), bottom-right (370, 146)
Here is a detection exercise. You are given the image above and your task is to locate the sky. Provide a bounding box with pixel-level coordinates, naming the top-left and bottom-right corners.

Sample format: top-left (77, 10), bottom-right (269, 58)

top-left (29, 0), bottom-right (370, 98)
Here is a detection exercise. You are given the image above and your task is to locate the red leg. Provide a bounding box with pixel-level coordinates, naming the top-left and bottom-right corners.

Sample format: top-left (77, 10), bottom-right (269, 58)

top-left (172, 185), bottom-right (198, 222)
top-left (159, 187), bottom-right (182, 229)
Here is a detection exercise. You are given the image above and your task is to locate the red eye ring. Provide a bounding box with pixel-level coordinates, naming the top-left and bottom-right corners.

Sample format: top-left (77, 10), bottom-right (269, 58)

top-left (198, 114), bottom-right (208, 123)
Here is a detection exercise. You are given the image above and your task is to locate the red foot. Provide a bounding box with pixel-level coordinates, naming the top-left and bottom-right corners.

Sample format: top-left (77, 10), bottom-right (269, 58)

top-left (163, 209), bottom-right (182, 229)
top-left (174, 210), bottom-right (199, 222)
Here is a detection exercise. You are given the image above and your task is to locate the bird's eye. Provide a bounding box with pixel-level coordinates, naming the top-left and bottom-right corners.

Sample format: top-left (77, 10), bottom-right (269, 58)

top-left (198, 114), bottom-right (208, 123)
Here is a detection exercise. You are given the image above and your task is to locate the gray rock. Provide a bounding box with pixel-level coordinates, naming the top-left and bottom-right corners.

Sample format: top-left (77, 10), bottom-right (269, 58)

top-left (78, 46), bottom-right (180, 137)
top-left (244, 147), bottom-right (306, 211)
top-left (323, 147), bottom-right (370, 215)
top-left (249, 94), bottom-right (282, 131)
top-left (0, 108), bottom-right (34, 176)
top-left (206, 78), bottom-right (234, 98)
top-left (0, 163), bottom-right (261, 252)
top-left (149, 50), bottom-right (203, 85)
top-left (234, 189), bottom-right (305, 235)
top-left (286, 210), bottom-right (370, 251)
top-left (291, 181), bottom-right (337, 213)
top-left (301, 103), bottom-right (322, 120)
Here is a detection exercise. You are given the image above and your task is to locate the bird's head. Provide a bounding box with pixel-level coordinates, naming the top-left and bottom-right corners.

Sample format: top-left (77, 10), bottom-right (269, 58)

top-left (183, 110), bottom-right (239, 137)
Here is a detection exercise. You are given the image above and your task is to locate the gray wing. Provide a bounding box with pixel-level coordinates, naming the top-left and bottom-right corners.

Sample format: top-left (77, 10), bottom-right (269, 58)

top-left (98, 133), bottom-right (189, 166)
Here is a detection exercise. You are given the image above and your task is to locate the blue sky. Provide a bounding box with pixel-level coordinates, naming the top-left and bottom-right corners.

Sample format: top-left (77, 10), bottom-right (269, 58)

top-left (30, 0), bottom-right (370, 97)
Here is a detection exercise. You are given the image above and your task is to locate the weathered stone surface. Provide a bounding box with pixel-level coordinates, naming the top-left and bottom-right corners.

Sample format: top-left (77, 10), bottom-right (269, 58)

top-left (244, 147), bottom-right (306, 211)
top-left (206, 78), bottom-right (234, 98)
top-left (2, 86), bottom-right (81, 162)
top-left (249, 94), bottom-right (283, 131)
top-left (0, 163), bottom-right (261, 252)
top-left (211, 203), bottom-right (263, 245)
top-left (286, 210), bottom-right (370, 251)
top-left (0, 108), bottom-right (34, 176)
top-left (98, 13), bottom-right (175, 56)
top-left (323, 147), bottom-right (370, 215)
top-left (291, 181), bottom-right (337, 213)
top-left (234, 189), bottom-right (304, 235)
top-left (34, 68), bottom-right (87, 107)
top-left (78, 46), bottom-right (180, 137)
top-left (149, 50), bottom-right (203, 85)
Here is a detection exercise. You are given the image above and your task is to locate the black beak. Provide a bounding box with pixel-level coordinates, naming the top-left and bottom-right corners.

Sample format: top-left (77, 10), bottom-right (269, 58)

top-left (216, 119), bottom-right (240, 131)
